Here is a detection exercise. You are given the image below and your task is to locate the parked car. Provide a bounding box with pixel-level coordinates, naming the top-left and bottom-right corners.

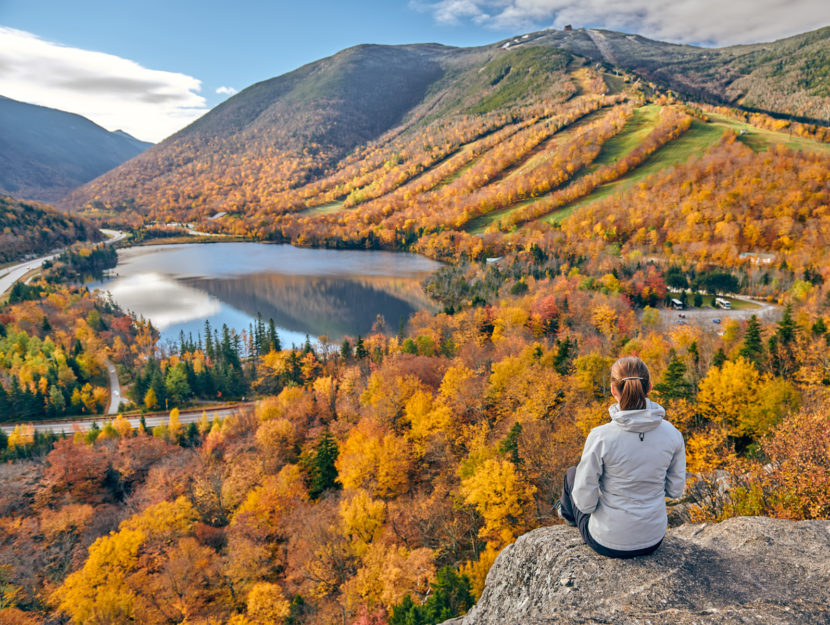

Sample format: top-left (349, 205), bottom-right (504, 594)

top-left (712, 318), bottom-right (721, 324)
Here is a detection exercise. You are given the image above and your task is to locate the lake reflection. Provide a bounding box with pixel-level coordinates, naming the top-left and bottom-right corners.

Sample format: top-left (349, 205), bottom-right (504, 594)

top-left (93, 243), bottom-right (442, 346)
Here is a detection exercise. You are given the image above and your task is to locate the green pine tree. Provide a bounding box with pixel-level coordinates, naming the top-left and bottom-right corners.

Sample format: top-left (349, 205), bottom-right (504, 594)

top-left (776, 303), bottom-right (797, 345)
top-left (306, 430), bottom-right (339, 499)
top-left (654, 354), bottom-right (693, 401)
top-left (355, 335), bottom-right (369, 360)
top-left (499, 423), bottom-right (523, 465)
top-left (774, 304), bottom-right (798, 374)
top-left (553, 337), bottom-right (576, 375)
top-left (738, 315), bottom-right (764, 368)
top-left (389, 567), bottom-right (474, 625)
top-left (711, 348), bottom-right (727, 369)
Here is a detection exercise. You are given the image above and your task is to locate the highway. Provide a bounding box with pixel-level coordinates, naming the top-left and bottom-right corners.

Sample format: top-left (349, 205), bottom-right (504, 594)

top-left (0, 403), bottom-right (253, 436)
top-left (0, 229), bottom-right (127, 296)
top-left (0, 252), bottom-right (60, 295)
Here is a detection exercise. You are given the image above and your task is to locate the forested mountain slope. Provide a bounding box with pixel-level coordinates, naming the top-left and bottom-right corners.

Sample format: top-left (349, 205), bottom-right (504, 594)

top-left (0, 194), bottom-right (101, 264)
top-left (0, 96), bottom-right (151, 203)
top-left (511, 26), bottom-right (830, 122)
top-left (63, 26), bottom-right (830, 228)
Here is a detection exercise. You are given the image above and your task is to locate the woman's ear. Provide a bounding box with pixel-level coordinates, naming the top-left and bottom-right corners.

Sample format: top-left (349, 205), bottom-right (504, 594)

top-left (610, 382), bottom-right (621, 401)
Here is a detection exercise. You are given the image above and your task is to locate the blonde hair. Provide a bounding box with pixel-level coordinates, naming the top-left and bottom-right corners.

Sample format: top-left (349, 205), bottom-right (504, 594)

top-left (610, 356), bottom-right (650, 410)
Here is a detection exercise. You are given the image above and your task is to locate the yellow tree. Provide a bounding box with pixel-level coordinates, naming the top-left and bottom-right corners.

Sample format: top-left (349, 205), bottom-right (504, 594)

top-left (459, 458), bottom-right (536, 547)
top-left (246, 583), bottom-right (290, 624)
top-left (112, 414), bottom-right (132, 438)
top-left (404, 390), bottom-right (453, 443)
top-left (336, 420), bottom-right (413, 499)
top-left (339, 490), bottom-right (387, 556)
top-left (168, 407), bottom-right (182, 442)
top-left (55, 497), bottom-right (202, 624)
top-left (343, 542), bottom-right (434, 612)
top-left (697, 357), bottom-right (800, 438)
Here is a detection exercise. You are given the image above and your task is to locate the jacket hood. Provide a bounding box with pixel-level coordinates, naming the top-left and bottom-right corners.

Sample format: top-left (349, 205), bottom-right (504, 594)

top-left (608, 399), bottom-right (666, 432)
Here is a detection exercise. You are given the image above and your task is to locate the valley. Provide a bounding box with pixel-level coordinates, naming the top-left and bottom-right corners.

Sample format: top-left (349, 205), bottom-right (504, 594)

top-left (0, 23), bottom-right (828, 625)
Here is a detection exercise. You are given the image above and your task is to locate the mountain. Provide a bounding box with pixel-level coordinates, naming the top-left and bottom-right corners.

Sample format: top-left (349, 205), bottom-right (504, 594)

top-left (0, 194), bottom-right (101, 264)
top-left (0, 96), bottom-right (152, 203)
top-left (511, 25), bottom-right (830, 123)
top-left (58, 41), bottom-right (581, 219)
top-left (62, 27), bottom-right (830, 226)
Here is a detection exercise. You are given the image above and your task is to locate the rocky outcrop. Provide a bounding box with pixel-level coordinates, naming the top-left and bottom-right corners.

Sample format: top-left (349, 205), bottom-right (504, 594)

top-left (447, 517), bottom-right (830, 625)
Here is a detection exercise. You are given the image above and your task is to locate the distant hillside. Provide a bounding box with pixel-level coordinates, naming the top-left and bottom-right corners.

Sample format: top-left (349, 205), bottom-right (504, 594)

top-left (522, 26), bottom-right (830, 123)
top-left (0, 194), bottom-right (101, 264)
top-left (0, 96), bottom-right (152, 203)
top-left (64, 26), bottom-right (830, 226)
top-left (61, 42), bottom-right (578, 220)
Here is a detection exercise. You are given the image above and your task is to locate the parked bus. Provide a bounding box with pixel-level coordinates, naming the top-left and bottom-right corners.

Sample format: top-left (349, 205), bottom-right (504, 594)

top-left (714, 297), bottom-right (732, 310)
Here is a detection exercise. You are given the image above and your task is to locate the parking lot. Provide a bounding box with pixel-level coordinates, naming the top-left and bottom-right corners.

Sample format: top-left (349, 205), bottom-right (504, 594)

top-left (658, 297), bottom-right (780, 328)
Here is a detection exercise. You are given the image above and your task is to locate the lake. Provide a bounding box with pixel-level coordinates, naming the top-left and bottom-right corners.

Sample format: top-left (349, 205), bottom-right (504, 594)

top-left (91, 242), bottom-right (442, 348)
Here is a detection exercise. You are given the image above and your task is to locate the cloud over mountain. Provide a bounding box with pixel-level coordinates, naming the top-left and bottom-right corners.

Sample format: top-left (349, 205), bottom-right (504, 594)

top-left (417, 0), bottom-right (830, 46)
top-left (0, 27), bottom-right (208, 142)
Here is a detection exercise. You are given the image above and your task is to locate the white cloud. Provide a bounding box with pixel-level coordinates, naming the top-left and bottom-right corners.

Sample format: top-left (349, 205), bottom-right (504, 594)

top-left (416, 0), bottom-right (830, 46)
top-left (0, 27), bottom-right (208, 142)
top-left (216, 85), bottom-right (237, 96)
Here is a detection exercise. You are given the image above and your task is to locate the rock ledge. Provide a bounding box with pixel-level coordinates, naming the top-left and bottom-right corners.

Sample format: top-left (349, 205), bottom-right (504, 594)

top-left (448, 516), bottom-right (830, 625)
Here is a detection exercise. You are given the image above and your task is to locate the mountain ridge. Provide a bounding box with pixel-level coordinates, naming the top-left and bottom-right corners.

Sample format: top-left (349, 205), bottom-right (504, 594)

top-left (0, 95), bottom-right (152, 203)
top-left (61, 26), bottom-right (830, 226)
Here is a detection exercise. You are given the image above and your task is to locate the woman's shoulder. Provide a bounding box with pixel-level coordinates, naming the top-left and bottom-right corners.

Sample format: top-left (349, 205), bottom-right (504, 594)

top-left (656, 418), bottom-right (685, 442)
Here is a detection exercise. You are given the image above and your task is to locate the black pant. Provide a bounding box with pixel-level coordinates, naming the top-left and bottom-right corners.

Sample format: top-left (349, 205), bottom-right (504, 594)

top-left (559, 466), bottom-right (662, 559)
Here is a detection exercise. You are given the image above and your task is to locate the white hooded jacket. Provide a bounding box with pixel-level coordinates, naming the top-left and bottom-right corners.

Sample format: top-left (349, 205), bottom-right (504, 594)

top-left (572, 399), bottom-right (686, 551)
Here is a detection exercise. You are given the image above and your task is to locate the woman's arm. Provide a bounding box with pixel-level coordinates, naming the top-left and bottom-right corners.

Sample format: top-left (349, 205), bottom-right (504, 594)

top-left (665, 434), bottom-right (687, 498)
top-left (572, 431), bottom-right (603, 513)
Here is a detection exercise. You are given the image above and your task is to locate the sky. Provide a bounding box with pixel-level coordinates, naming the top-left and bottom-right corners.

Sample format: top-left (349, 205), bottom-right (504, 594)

top-left (0, 0), bottom-right (828, 142)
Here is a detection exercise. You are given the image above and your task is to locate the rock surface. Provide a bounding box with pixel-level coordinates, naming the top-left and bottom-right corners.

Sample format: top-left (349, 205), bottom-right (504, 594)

top-left (446, 517), bottom-right (830, 625)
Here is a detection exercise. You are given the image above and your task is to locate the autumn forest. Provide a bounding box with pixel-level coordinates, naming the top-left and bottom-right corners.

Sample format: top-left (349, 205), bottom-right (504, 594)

top-left (1, 29), bottom-right (830, 625)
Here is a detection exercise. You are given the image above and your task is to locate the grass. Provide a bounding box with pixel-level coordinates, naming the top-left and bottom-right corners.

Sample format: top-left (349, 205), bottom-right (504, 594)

top-left (464, 106), bottom-right (631, 233)
top-left (705, 112), bottom-right (830, 155)
top-left (697, 294), bottom-right (761, 310)
top-left (466, 199), bottom-right (534, 233)
top-left (541, 117), bottom-right (728, 224)
top-left (539, 111), bottom-right (830, 225)
top-left (296, 201), bottom-right (344, 216)
top-left (581, 105), bottom-right (661, 174)
top-left (466, 105), bottom-right (662, 233)
top-left (501, 107), bottom-right (615, 182)
top-left (601, 72), bottom-right (627, 95)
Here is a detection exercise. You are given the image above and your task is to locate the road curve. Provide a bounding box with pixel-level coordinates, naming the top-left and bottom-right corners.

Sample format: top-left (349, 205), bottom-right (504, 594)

top-left (0, 403), bottom-right (254, 436)
top-left (0, 229), bottom-right (126, 296)
top-left (105, 360), bottom-right (122, 415)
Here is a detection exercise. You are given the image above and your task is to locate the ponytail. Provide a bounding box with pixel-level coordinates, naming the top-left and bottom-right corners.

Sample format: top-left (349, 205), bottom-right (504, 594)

top-left (610, 356), bottom-right (650, 410)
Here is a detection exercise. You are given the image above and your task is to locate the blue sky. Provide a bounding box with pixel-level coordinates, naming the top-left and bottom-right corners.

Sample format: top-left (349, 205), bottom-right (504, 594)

top-left (1, 0), bottom-right (827, 141)
top-left (1, 0), bottom-right (514, 108)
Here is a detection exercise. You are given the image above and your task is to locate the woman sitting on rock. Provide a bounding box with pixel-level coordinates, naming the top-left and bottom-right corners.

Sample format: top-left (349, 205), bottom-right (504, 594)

top-left (557, 356), bottom-right (686, 558)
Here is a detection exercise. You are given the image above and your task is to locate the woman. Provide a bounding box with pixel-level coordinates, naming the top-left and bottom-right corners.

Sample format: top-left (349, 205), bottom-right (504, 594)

top-left (557, 356), bottom-right (686, 558)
